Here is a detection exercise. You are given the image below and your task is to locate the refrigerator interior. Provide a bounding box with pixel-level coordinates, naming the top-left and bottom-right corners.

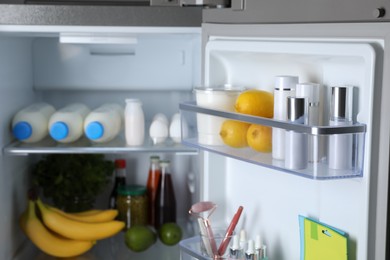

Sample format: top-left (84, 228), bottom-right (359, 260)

top-left (0, 26), bottom-right (202, 259)
top-left (192, 24), bottom-right (385, 260)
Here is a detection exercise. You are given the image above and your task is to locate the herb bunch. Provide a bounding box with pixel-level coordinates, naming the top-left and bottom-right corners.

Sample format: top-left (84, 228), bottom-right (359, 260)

top-left (33, 154), bottom-right (114, 212)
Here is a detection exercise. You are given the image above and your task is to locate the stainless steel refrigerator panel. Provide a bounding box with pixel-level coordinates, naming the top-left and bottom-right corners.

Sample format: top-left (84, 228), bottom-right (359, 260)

top-left (0, 4), bottom-right (202, 26)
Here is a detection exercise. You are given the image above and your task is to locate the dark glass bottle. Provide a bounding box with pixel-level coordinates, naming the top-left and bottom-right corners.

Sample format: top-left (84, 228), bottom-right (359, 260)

top-left (146, 155), bottom-right (161, 226)
top-left (154, 160), bottom-right (176, 229)
top-left (109, 159), bottom-right (127, 209)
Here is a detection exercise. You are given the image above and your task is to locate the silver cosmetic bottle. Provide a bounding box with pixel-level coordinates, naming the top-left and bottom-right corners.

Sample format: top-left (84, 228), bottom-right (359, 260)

top-left (272, 75), bottom-right (298, 160)
top-left (285, 97), bottom-right (308, 170)
top-left (296, 83), bottom-right (322, 162)
top-left (328, 86), bottom-right (354, 170)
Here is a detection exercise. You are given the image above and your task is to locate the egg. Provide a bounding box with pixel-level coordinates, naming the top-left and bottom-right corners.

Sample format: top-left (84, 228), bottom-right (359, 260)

top-left (153, 113), bottom-right (169, 126)
top-left (149, 117), bottom-right (168, 145)
top-left (169, 113), bottom-right (188, 143)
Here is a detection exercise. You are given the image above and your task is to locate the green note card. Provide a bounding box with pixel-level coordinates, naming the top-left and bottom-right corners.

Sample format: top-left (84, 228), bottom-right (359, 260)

top-left (299, 215), bottom-right (348, 260)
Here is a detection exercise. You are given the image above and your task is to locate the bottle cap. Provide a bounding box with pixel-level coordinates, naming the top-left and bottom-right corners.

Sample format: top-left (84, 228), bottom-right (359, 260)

top-left (331, 86), bottom-right (353, 121)
top-left (115, 159), bottom-right (126, 168)
top-left (150, 155), bottom-right (160, 162)
top-left (117, 185), bottom-right (146, 196)
top-left (160, 160), bottom-right (170, 167)
top-left (274, 75), bottom-right (299, 91)
top-left (287, 97), bottom-right (307, 124)
top-left (50, 122), bottom-right (69, 140)
top-left (85, 121), bottom-right (104, 140)
top-left (296, 83), bottom-right (320, 106)
top-left (239, 229), bottom-right (247, 245)
top-left (255, 234), bottom-right (262, 249)
top-left (13, 121), bottom-right (32, 140)
top-left (232, 234), bottom-right (240, 250)
top-left (246, 239), bottom-right (255, 254)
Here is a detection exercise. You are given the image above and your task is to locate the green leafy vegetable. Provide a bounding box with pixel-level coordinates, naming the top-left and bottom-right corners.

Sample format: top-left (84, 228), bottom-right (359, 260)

top-left (33, 154), bottom-right (114, 212)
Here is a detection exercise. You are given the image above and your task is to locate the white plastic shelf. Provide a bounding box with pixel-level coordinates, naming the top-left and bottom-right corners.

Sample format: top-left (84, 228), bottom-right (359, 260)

top-left (4, 135), bottom-right (198, 156)
top-left (179, 101), bottom-right (366, 180)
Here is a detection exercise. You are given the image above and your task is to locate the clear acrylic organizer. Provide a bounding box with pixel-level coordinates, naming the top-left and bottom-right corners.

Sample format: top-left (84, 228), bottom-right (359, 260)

top-left (179, 101), bottom-right (366, 180)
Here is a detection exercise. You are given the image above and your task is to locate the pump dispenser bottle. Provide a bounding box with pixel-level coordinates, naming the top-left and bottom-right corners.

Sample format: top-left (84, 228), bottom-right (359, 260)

top-left (328, 86), bottom-right (354, 170)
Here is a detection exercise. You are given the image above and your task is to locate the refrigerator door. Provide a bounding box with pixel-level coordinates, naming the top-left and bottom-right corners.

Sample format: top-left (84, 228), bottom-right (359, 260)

top-left (197, 22), bottom-right (390, 260)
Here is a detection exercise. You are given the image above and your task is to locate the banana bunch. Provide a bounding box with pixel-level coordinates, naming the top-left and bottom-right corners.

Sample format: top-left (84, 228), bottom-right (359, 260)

top-left (20, 199), bottom-right (125, 258)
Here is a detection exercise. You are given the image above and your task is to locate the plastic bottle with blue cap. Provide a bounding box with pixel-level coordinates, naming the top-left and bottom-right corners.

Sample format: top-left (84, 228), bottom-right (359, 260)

top-left (84, 103), bottom-right (123, 143)
top-left (12, 102), bottom-right (55, 143)
top-left (48, 103), bottom-right (90, 143)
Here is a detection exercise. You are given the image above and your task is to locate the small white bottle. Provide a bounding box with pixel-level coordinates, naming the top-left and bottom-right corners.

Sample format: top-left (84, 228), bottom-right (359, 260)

top-left (125, 99), bottom-right (145, 146)
top-left (285, 97), bottom-right (308, 170)
top-left (328, 86), bottom-right (354, 170)
top-left (12, 102), bottom-right (55, 143)
top-left (273, 76), bottom-right (298, 160)
top-left (84, 103), bottom-right (123, 143)
top-left (296, 83), bottom-right (322, 162)
top-left (49, 103), bottom-right (90, 143)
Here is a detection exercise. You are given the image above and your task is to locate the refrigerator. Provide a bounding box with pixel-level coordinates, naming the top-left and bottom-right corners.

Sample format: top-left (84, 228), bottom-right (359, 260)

top-left (0, 1), bottom-right (389, 260)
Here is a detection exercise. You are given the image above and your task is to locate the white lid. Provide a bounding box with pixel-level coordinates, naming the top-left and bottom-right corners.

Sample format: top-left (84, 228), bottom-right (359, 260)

top-left (246, 240), bottom-right (255, 254)
top-left (274, 75), bottom-right (299, 90)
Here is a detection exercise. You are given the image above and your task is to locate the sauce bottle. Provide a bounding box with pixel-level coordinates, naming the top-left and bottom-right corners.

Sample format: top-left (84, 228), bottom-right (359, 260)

top-left (109, 159), bottom-right (127, 209)
top-left (146, 155), bottom-right (161, 226)
top-left (154, 160), bottom-right (176, 229)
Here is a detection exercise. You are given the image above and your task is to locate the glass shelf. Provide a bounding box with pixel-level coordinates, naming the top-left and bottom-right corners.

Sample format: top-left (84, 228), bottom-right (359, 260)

top-left (4, 135), bottom-right (198, 156)
top-left (179, 101), bottom-right (366, 180)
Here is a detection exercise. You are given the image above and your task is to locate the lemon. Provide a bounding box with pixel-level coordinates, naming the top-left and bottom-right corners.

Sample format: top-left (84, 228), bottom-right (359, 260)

top-left (159, 222), bottom-right (182, 246)
top-left (247, 124), bottom-right (272, 153)
top-left (125, 225), bottom-right (157, 252)
top-left (219, 120), bottom-right (250, 148)
top-left (235, 89), bottom-right (274, 118)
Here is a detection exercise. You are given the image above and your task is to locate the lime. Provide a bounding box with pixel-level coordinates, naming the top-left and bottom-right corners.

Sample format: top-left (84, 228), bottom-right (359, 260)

top-left (125, 225), bottom-right (157, 252)
top-left (159, 222), bottom-right (182, 246)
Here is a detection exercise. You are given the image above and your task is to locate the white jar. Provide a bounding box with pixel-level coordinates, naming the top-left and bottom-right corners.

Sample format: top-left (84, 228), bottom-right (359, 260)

top-left (125, 99), bottom-right (145, 146)
top-left (12, 102), bottom-right (56, 143)
top-left (84, 103), bottom-right (124, 143)
top-left (49, 103), bottom-right (90, 143)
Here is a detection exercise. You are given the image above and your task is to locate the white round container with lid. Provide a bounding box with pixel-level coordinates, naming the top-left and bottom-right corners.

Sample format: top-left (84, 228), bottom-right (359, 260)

top-left (48, 103), bottom-right (90, 143)
top-left (84, 103), bottom-right (123, 143)
top-left (124, 99), bottom-right (145, 146)
top-left (12, 102), bottom-right (56, 143)
top-left (194, 85), bottom-right (244, 146)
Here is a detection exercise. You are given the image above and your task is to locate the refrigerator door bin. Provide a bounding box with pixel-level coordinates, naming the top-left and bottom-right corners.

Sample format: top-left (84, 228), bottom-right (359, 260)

top-left (180, 101), bottom-right (366, 180)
